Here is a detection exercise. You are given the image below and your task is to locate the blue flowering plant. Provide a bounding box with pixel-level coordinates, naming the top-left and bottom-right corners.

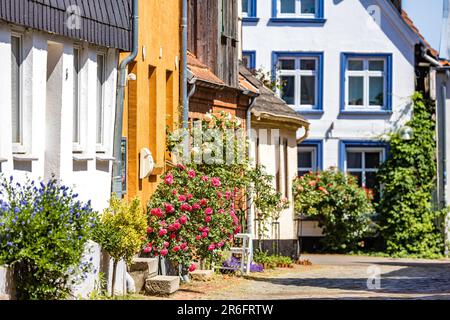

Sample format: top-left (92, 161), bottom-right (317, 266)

top-left (0, 176), bottom-right (98, 300)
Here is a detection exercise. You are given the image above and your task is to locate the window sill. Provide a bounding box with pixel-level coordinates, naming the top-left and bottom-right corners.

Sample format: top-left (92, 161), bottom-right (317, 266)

top-left (0, 157), bottom-right (7, 163)
top-left (73, 154), bottom-right (94, 162)
top-left (13, 154), bottom-right (39, 162)
top-left (243, 17), bottom-right (260, 23)
top-left (96, 154), bottom-right (115, 162)
top-left (269, 17), bottom-right (326, 24)
top-left (339, 110), bottom-right (393, 116)
top-left (296, 109), bottom-right (324, 115)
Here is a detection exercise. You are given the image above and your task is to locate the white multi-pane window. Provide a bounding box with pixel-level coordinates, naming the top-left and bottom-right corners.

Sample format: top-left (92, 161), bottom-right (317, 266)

top-left (278, 57), bottom-right (318, 110)
top-left (298, 146), bottom-right (317, 176)
top-left (278, 0), bottom-right (317, 17)
top-left (73, 46), bottom-right (82, 150)
top-left (242, 0), bottom-right (250, 17)
top-left (96, 53), bottom-right (106, 150)
top-left (11, 34), bottom-right (23, 152)
top-left (345, 148), bottom-right (384, 194)
top-left (345, 58), bottom-right (387, 110)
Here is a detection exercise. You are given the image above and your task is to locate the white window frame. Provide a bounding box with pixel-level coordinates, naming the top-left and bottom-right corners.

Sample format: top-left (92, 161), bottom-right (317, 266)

top-left (277, 56), bottom-right (319, 111)
top-left (96, 51), bottom-right (107, 152)
top-left (11, 32), bottom-right (25, 154)
top-left (242, 0), bottom-right (251, 17)
top-left (298, 146), bottom-right (317, 174)
top-left (345, 147), bottom-right (384, 188)
top-left (278, 0), bottom-right (318, 18)
top-left (345, 58), bottom-right (387, 111)
top-left (73, 44), bottom-right (83, 153)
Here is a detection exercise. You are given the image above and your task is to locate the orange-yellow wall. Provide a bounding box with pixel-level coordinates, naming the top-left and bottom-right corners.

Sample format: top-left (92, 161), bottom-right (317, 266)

top-left (121, 0), bottom-right (180, 203)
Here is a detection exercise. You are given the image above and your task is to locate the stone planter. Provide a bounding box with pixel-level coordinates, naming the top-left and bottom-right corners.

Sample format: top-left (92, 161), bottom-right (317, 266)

top-left (129, 257), bottom-right (159, 293)
top-left (0, 266), bottom-right (15, 300)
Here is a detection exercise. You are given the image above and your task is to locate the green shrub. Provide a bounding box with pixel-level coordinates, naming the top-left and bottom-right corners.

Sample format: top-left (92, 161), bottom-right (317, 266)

top-left (293, 170), bottom-right (374, 252)
top-left (377, 93), bottom-right (445, 257)
top-left (92, 195), bottom-right (147, 296)
top-left (0, 177), bottom-right (98, 300)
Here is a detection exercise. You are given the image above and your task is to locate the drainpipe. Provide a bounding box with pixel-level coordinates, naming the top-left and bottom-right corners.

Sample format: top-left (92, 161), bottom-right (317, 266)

top-left (246, 96), bottom-right (258, 270)
top-left (421, 46), bottom-right (441, 67)
top-left (181, 0), bottom-right (189, 159)
top-left (112, 0), bottom-right (139, 198)
top-left (441, 70), bottom-right (450, 257)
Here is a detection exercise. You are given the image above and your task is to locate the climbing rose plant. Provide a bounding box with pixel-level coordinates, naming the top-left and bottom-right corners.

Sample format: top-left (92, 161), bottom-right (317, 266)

top-left (293, 170), bottom-right (374, 252)
top-left (146, 165), bottom-right (241, 272)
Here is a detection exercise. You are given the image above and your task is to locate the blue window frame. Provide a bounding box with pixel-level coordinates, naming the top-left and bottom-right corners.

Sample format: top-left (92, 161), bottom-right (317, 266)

top-left (242, 0), bottom-right (259, 22)
top-left (272, 51), bottom-right (324, 114)
top-left (270, 0), bottom-right (325, 24)
top-left (340, 53), bottom-right (393, 115)
top-left (339, 140), bottom-right (389, 192)
top-left (242, 51), bottom-right (256, 70)
top-left (298, 139), bottom-right (323, 176)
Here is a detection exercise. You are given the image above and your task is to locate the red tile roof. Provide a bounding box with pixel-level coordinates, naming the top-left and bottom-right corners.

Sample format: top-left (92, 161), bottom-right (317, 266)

top-left (187, 51), bottom-right (259, 93)
top-left (187, 51), bottom-right (226, 86)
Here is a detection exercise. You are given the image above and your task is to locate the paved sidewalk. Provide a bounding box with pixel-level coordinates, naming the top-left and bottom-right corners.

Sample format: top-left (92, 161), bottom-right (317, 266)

top-left (202, 254), bottom-right (450, 300)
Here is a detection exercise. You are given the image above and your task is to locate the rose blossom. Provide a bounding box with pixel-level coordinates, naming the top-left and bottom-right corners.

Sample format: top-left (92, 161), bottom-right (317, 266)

top-left (169, 233), bottom-right (176, 239)
top-left (163, 241), bottom-right (170, 248)
top-left (164, 174), bottom-right (174, 185)
top-left (173, 222), bottom-right (182, 230)
top-left (178, 195), bottom-right (187, 202)
top-left (172, 189), bottom-right (177, 195)
top-left (205, 216), bottom-right (212, 223)
top-left (208, 244), bottom-right (216, 251)
top-left (160, 249), bottom-right (168, 256)
top-left (217, 192), bottom-right (222, 199)
top-left (165, 203), bottom-right (175, 213)
top-left (180, 215), bottom-right (188, 224)
top-left (189, 263), bottom-right (196, 272)
top-left (205, 208), bottom-right (213, 215)
top-left (151, 208), bottom-right (163, 217)
top-left (195, 235), bottom-right (201, 241)
top-left (192, 204), bottom-right (201, 210)
top-left (211, 177), bottom-right (221, 187)
top-left (146, 227), bottom-right (153, 234)
top-left (180, 203), bottom-right (192, 212)
top-left (172, 246), bottom-right (180, 252)
top-left (201, 176), bottom-right (209, 182)
top-left (188, 170), bottom-right (196, 178)
top-left (143, 247), bottom-right (152, 253)
top-left (217, 241), bottom-right (224, 248)
top-left (187, 194), bottom-right (193, 200)
top-left (203, 227), bottom-right (210, 233)
top-left (159, 229), bottom-right (168, 237)
top-left (225, 191), bottom-right (231, 200)
top-left (200, 199), bottom-right (207, 206)
top-left (201, 232), bottom-right (208, 239)
top-left (180, 243), bottom-right (188, 250)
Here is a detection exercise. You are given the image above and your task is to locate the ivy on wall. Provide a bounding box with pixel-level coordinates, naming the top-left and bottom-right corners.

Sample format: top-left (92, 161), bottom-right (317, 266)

top-left (376, 92), bottom-right (445, 258)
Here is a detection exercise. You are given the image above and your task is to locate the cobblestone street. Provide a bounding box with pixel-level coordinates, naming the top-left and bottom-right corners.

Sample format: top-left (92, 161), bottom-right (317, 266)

top-left (144, 255), bottom-right (450, 300)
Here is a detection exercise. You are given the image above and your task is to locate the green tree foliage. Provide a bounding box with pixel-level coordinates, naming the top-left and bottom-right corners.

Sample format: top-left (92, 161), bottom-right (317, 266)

top-left (293, 170), bottom-right (374, 252)
top-left (93, 195), bottom-right (147, 296)
top-left (377, 92), bottom-right (444, 257)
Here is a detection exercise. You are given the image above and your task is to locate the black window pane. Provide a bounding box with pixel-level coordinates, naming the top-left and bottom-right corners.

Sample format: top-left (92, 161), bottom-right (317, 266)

top-left (298, 170), bottom-right (310, 177)
top-left (281, 0), bottom-right (296, 13)
top-left (365, 152), bottom-right (381, 169)
top-left (347, 152), bottom-right (362, 169)
top-left (348, 60), bottom-right (363, 71)
top-left (369, 60), bottom-right (384, 71)
top-left (281, 76), bottom-right (295, 105)
top-left (298, 151), bottom-right (312, 168)
top-left (365, 172), bottom-right (378, 190)
top-left (280, 59), bottom-right (295, 70)
top-left (300, 59), bottom-right (316, 71)
top-left (300, 75), bottom-right (316, 105)
top-left (301, 0), bottom-right (316, 14)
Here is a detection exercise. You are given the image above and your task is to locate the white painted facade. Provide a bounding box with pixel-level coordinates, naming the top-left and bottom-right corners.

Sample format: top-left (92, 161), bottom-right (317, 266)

top-left (0, 23), bottom-right (120, 298)
top-left (243, 0), bottom-right (420, 176)
top-left (0, 23), bottom-right (118, 213)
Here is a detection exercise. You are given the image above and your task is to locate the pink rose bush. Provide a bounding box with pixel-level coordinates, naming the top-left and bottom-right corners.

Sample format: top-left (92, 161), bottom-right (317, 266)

top-left (146, 165), bottom-right (241, 269)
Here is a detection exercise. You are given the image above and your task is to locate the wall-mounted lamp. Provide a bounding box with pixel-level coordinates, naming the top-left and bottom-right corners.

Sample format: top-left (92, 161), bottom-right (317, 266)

top-left (399, 126), bottom-right (413, 141)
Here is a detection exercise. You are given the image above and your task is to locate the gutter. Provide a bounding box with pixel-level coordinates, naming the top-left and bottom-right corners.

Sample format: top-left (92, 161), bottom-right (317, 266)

top-left (246, 95), bottom-right (258, 274)
top-left (421, 46), bottom-right (441, 67)
top-left (112, 0), bottom-right (139, 197)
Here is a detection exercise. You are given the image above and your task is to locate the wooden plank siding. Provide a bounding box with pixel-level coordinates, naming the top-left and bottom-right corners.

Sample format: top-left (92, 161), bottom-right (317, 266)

top-left (0, 0), bottom-right (132, 50)
top-left (188, 0), bottom-right (239, 88)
